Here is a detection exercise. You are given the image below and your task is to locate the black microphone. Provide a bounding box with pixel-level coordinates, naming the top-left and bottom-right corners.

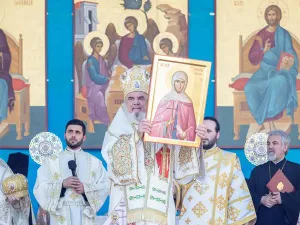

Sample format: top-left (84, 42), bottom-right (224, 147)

top-left (68, 160), bottom-right (77, 177)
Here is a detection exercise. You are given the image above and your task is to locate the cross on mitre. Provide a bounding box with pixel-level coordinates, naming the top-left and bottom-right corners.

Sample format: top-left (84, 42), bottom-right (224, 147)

top-left (120, 66), bottom-right (150, 97)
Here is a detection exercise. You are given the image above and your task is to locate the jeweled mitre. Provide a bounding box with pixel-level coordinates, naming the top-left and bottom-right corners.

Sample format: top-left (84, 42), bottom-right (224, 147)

top-left (2, 174), bottom-right (29, 198)
top-left (120, 66), bottom-right (150, 97)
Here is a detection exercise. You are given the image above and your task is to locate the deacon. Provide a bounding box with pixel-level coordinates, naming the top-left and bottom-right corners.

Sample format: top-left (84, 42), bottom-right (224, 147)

top-left (0, 158), bottom-right (33, 225)
top-left (248, 129), bottom-right (300, 225)
top-left (34, 119), bottom-right (109, 225)
top-left (178, 117), bottom-right (256, 225)
top-left (102, 66), bottom-right (205, 225)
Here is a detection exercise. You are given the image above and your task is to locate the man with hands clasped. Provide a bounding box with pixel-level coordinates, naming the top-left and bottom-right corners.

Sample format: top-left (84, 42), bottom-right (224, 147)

top-left (248, 130), bottom-right (300, 225)
top-left (34, 119), bottom-right (109, 225)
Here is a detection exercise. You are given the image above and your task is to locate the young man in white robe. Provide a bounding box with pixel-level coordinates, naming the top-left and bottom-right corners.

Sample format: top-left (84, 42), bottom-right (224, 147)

top-left (178, 117), bottom-right (256, 225)
top-left (34, 119), bottom-right (109, 225)
top-left (0, 159), bottom-right (32, 225)
top-left (102, 66), bottom-right (206, 225)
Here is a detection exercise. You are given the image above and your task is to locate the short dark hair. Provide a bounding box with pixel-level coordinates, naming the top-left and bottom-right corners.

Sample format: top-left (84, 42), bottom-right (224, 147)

top-left (204, 117), bottom-right (220, 133)
top-left (65, 119), bottom-right (86, 135)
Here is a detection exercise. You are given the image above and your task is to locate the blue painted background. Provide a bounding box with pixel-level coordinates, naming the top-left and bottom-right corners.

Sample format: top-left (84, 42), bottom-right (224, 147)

top-left (0, 0), bottom-right (299, 217)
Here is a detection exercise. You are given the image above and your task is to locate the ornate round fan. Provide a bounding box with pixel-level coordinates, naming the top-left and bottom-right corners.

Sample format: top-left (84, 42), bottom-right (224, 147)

top-left (244, 132), bottom-right (269, 166)
top-left (29, 132), bottom-right (63, 165)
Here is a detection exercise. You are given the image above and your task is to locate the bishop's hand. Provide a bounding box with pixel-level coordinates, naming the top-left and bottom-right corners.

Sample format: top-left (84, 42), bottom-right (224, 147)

top-left (195, 124), bottom-right (207, 139)
top-left (137, 119), bottom-right (152, 136)
top-left (6, 195), bottom-right (20, 205)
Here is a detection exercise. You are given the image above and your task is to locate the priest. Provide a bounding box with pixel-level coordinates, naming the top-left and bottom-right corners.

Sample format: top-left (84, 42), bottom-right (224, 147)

top-left (34, 119), bottom-right (109, 225)
top-left (0, 159), bottom-right (33, 225)
top-left (248, 129), bottom-right (300, 225)
top-left (178, 117), bottom-right (256, 225)
top-left (102, 66), bottom-right (205, 225)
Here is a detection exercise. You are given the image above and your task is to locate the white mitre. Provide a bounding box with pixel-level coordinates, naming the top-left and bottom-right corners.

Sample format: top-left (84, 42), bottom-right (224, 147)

top-left (120, 66), bottom-right (150, 97)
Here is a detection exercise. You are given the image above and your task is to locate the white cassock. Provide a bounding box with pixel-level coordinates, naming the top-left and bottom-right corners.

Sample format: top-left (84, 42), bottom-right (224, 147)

top-left (0, 159), bottom-right (32, 225)
top-left (33, 149), bottom-right (109, 225)
top-left (178, 147), bottom-right (256, 225)
top-left (102, 105), bottom-right (201, 225)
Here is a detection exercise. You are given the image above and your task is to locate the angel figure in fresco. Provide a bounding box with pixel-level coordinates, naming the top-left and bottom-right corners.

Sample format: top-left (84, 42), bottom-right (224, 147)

top-left (159, 38), bottom-right (176, 57)
top-left (83, 37), bottom-right (112, 125)
top-left (244, 5), bottom-right (299, 133)
top-left (118, 16), bottom-right (150, 68)
top-left (0, 29), bottom-right (15, 124)
top-left (106, 16), bottom-right (158, 70)
top-left (150, 71), bottom-right (196, 141)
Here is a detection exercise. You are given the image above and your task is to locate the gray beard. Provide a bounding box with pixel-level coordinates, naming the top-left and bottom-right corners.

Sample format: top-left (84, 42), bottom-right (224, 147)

top-left (124, 107), bottom-right (146, 123)
top-left (129, 112), bottom-right (146, 122)
top-left (268, 152), bottom-right (277, 161)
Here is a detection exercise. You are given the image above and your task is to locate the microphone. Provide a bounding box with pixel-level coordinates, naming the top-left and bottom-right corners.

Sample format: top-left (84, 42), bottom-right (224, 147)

top-left (67, 160), bottom-right (88, 202)
top-left (68, 160), bottom-right (77, 177)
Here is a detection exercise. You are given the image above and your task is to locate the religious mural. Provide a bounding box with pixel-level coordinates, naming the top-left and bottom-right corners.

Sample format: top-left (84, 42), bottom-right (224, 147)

top-left (216, 0), bottom-right (300, 148)
top-left (144, 55), bottom-right (211, 148)
top-left (0, 0), bottom-right (46, 148)
top-left (73, 0), bottom-right (188, 148)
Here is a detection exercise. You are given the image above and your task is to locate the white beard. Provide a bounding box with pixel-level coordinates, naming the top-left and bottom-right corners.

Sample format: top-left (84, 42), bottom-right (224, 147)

top-left (123, 107), bottom-right (146, 124)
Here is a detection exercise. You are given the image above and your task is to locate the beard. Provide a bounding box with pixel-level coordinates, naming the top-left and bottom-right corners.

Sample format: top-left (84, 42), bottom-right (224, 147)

top-left (202, 137), bottom-right (217, 150)
top-left (124, 106), bottom-right (146, 123)
top-left (268, 151), bottom-right (277, 161)
top-left (129, 111), bottom-right (146, 122)
top-left (267, 19), bottom-right (278, 26)
top-left (66, 138), bottom-right (84, 149)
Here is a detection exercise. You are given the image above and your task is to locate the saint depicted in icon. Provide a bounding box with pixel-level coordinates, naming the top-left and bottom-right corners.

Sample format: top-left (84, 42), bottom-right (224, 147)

top-left (150, 71), bottom-right (196, 141)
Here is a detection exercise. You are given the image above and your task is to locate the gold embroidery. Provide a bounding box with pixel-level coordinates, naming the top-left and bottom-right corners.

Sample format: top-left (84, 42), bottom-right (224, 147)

top-left (204, 147), bottom-right (219, 159)
top-left (232, 174), bottom-right (239, 180)
top-left (213, 154), bottom-right (219, 161)
top-left (53, 172), bottom-right (60, 181)
top-left (56, 215), bottom-right (65, 224)
top-left (112, 135), bottom-right (132, 176)
top-left (219, 172), bottom-right (229, 188)
top-left (70, 191), bottom-right (79, 200)
top-left (209, 197), bottom-right (214, 204)
top-left (228, 206), bottom-right (241, 221)
top-left (179, 146), bottom-right (193, 166)
top-left (185, 218), bottom-right (191, 224)
top-left (207, 219), bottom-right (214, 225)
top-left (192, 202), bottom-right (208, 218)
top-left (216, 195), bottom-right (226, 211)
top-left (247, 201), bottom-right (255, 212)
top-left (193, 183), bottom-right (209, 195)
top-left (229, 186), bottom-right (235, 199)
top-left (240, 180), bottom-right (249, 192)
top-left (210, 175), bottom-right (216, 181)
top-left (234, 158), bottom-right (241, 170)
top-left (222, 158), bottom-right (231, 166)
top-left (215, 217), bottom-right (224, 225)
